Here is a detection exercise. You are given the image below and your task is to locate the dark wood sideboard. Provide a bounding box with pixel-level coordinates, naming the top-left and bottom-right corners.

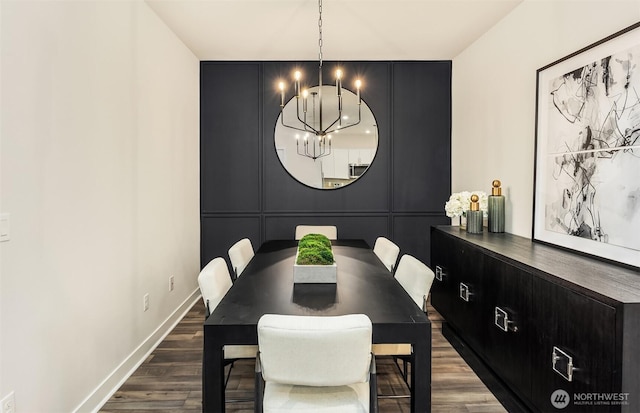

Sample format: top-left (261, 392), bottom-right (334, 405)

top-left (430, 226), bottom-right (640, 413)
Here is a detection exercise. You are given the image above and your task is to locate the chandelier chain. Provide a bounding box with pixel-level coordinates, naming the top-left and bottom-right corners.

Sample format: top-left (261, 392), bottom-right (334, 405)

top-left (318, 0), bottom-right (323, 67)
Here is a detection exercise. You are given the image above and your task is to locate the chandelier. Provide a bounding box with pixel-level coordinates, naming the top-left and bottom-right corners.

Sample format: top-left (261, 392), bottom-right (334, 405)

top-left (278, 0), bottom-right (363, 161)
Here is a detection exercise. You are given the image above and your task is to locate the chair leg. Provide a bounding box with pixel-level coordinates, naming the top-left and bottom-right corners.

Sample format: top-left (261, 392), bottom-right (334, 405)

top-left (401, 357), bottom-right (410, 389)
top-left (224, 359), bottom-right (255, 403)
top-left (392, 356), bottom-right (411, 392)
top-left (369, 354), bottom-right (379, 413)
top-left (376, 356), bottom-right (412, 399)
top-left (224, 360), bottom-right (234, 388)
top-left (255, 354), bottom-right (264, 413)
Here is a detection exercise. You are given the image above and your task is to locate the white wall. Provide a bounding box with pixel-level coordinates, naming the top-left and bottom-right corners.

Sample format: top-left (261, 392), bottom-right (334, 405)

top-left (452, 0), bottom-right (640, 237)
top-left (0, 1), bottom-right (200, 412)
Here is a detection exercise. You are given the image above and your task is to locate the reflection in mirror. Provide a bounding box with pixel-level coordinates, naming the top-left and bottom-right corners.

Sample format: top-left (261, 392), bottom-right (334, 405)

top-left (275, 85), bottom-right (378, 189)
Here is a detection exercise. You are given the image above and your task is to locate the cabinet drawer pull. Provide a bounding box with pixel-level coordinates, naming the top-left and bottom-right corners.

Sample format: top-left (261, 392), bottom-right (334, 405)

top-left (494, 306), bottom-right (518, 332)
top-left (435, 265), bottom-right (446, 281)
top-left (459, 282), bottom-right (472, 302)
top-left (552, 346), bottom-right (575, 382)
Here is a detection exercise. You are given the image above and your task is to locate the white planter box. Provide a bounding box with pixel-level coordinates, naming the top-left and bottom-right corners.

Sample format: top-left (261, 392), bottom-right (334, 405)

top-left (293, 250), bottom-right (337, 283)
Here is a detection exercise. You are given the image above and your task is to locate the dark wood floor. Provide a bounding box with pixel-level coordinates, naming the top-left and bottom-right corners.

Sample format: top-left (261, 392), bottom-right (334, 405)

top-left (100, 300), bottom-right (507, 413)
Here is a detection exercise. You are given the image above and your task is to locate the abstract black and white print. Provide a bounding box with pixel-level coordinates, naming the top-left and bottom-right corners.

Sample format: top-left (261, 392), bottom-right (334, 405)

top-left (534, 23), bottom-right (640, 268)
top-left (544, 44), bottom-right (640, 252)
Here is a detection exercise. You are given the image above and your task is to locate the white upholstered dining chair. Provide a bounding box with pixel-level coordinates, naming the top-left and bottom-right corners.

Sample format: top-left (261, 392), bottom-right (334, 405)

top-left (197, 258), bottom-right (258, 387)
top-left (255, 314), bottom-right (377, 413)
top-left (198, 257), bottom-right (232, 318)
top-left (228, 238), bottom-right (255, 279)
top-left (394, 254), bottom-right (436, 312)
top-left (372, 253), bottom-right (435, 394)
top-left (373, 236), bottom-right (400, 273)
top-left (294, 225), bottom-right (338, 240)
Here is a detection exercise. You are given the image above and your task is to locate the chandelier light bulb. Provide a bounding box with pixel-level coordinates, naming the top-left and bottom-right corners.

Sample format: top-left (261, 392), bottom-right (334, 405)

top-left (294, 71), bottom-right (301, 96)
top-left (279, 81), bottom-right (286, 106)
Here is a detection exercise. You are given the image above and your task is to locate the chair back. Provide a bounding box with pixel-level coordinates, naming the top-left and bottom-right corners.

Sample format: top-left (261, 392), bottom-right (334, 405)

top-left (394, 254), bottom-right (435, 311)
top-left (197, 257), bottom-right (233, 315)
top-left (228, 238), bottom-right (254, 278)
top-left (295, 225), bottom-right (337, 240)
top-left (373, 236), bottom-right (400, 272)
top-left (257, 314), bottom-right (372, 387)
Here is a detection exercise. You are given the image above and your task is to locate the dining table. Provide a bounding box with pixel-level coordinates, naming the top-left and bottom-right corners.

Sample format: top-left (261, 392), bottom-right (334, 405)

top-left (202, 239), bottom-right (431, 412)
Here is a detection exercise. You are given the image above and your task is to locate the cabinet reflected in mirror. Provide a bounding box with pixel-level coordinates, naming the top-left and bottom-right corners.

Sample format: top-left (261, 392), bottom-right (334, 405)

top-left (274, 85), bottom-right (378, 189)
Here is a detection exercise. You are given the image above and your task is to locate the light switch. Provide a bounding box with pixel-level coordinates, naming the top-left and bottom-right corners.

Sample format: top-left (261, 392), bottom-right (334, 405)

top-left (0, 213), bottom-right (10, 242)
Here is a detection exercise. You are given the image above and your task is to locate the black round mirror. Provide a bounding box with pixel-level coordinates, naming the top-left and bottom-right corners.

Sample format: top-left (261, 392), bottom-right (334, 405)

top-left (274, 85), bottom-right (378, 189)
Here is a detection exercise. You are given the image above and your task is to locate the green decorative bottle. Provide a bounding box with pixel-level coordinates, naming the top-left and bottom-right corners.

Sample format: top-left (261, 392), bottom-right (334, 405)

top-left (466, 194), bottom-right (483, 234)
top-left (488, 179), bottom-right (505, 233)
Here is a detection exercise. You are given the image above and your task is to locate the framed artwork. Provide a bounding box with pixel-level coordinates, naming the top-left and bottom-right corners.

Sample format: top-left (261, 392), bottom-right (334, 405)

top-left (533, 22), bottom-right (640, 269)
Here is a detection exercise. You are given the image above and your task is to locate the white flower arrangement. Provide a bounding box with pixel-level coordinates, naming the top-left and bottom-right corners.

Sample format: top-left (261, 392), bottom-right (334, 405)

top-left (444, 191), bottom-right (488, 218)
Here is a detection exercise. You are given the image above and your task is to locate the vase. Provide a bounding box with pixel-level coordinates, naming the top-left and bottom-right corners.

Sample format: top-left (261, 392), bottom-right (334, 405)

top-left (459, 215), bottom-right (467, 230)
top-left (466, 210), bottom-right (483, 234)
top-left (488, 179), bottom-right (505, 233)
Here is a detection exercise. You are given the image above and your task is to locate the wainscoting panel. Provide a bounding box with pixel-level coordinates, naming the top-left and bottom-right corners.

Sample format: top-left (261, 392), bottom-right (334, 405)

top-left (200, 63), bottom-right (261, 213)
top-left (262, 61), bottom-right (391, 213)
top-left (392, 61), bottom-right (452, 213)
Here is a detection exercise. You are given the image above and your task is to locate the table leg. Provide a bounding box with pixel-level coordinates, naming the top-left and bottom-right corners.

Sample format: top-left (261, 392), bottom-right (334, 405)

top-left (412, 324), bottom-right (432, 413)
top-left (203, 332), bottom-right (225, 413)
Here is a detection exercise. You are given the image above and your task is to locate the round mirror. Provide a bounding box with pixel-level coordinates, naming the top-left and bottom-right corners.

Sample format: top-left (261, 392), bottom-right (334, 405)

top-left (274, 85), bottom-right (378, 189)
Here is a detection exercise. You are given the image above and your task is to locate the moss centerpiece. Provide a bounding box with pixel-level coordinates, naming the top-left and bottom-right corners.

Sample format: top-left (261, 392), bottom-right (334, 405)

top-left (293, 233), bottom-right (337, 283)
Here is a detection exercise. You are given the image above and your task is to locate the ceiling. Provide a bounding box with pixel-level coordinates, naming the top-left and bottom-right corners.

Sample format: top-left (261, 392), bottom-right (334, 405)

top-left (145, 0), bottom-right (523, 61)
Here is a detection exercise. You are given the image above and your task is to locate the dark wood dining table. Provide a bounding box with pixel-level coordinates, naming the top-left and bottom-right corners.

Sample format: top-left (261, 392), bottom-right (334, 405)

top-left (202, 239), bottom-right (431, 412)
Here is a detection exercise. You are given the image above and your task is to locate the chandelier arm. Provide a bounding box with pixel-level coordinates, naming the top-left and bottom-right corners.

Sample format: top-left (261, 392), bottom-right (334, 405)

top-left (295, 95), bottom-right (322, 134)
top-left (321, 117), bottom-right (341, 134)
top-left (280, 114), bottom-right (318, 134)
top-left (294, 115), bottom-right (320, 134)
top-left (323, 108), bottom-right (362, 134)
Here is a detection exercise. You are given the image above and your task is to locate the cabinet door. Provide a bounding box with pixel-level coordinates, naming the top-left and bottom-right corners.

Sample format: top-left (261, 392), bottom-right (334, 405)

top-left (321, 153), bottom-right (335, 178)
top-left (445, 239), bottom-right (486, 350)
top-left (431, 230), bottom-right (456, 320)
top-left (482, 258), bottom-right (532, 402)
top-left (333, 149), bottom-right (349, 178)
top-left (530, 278), bottom-right (617, 413)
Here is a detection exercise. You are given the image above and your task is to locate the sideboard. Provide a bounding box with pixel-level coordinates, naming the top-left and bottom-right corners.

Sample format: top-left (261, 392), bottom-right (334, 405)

top-left (430, 226), bottom-right (640, 413)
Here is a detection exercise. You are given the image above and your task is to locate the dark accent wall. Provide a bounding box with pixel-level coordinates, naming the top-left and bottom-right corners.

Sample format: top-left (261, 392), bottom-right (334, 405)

top-left (200, 61), bottom-right (451, 269)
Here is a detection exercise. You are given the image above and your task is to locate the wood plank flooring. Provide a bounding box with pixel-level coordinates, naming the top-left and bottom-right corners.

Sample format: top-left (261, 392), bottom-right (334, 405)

top-left (100, 300), bottom-right (507, 413)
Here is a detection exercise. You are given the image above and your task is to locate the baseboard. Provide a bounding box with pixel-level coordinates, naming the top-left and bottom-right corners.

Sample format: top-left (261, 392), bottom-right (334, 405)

top-left (73, 288), bottom-right (201, 413)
